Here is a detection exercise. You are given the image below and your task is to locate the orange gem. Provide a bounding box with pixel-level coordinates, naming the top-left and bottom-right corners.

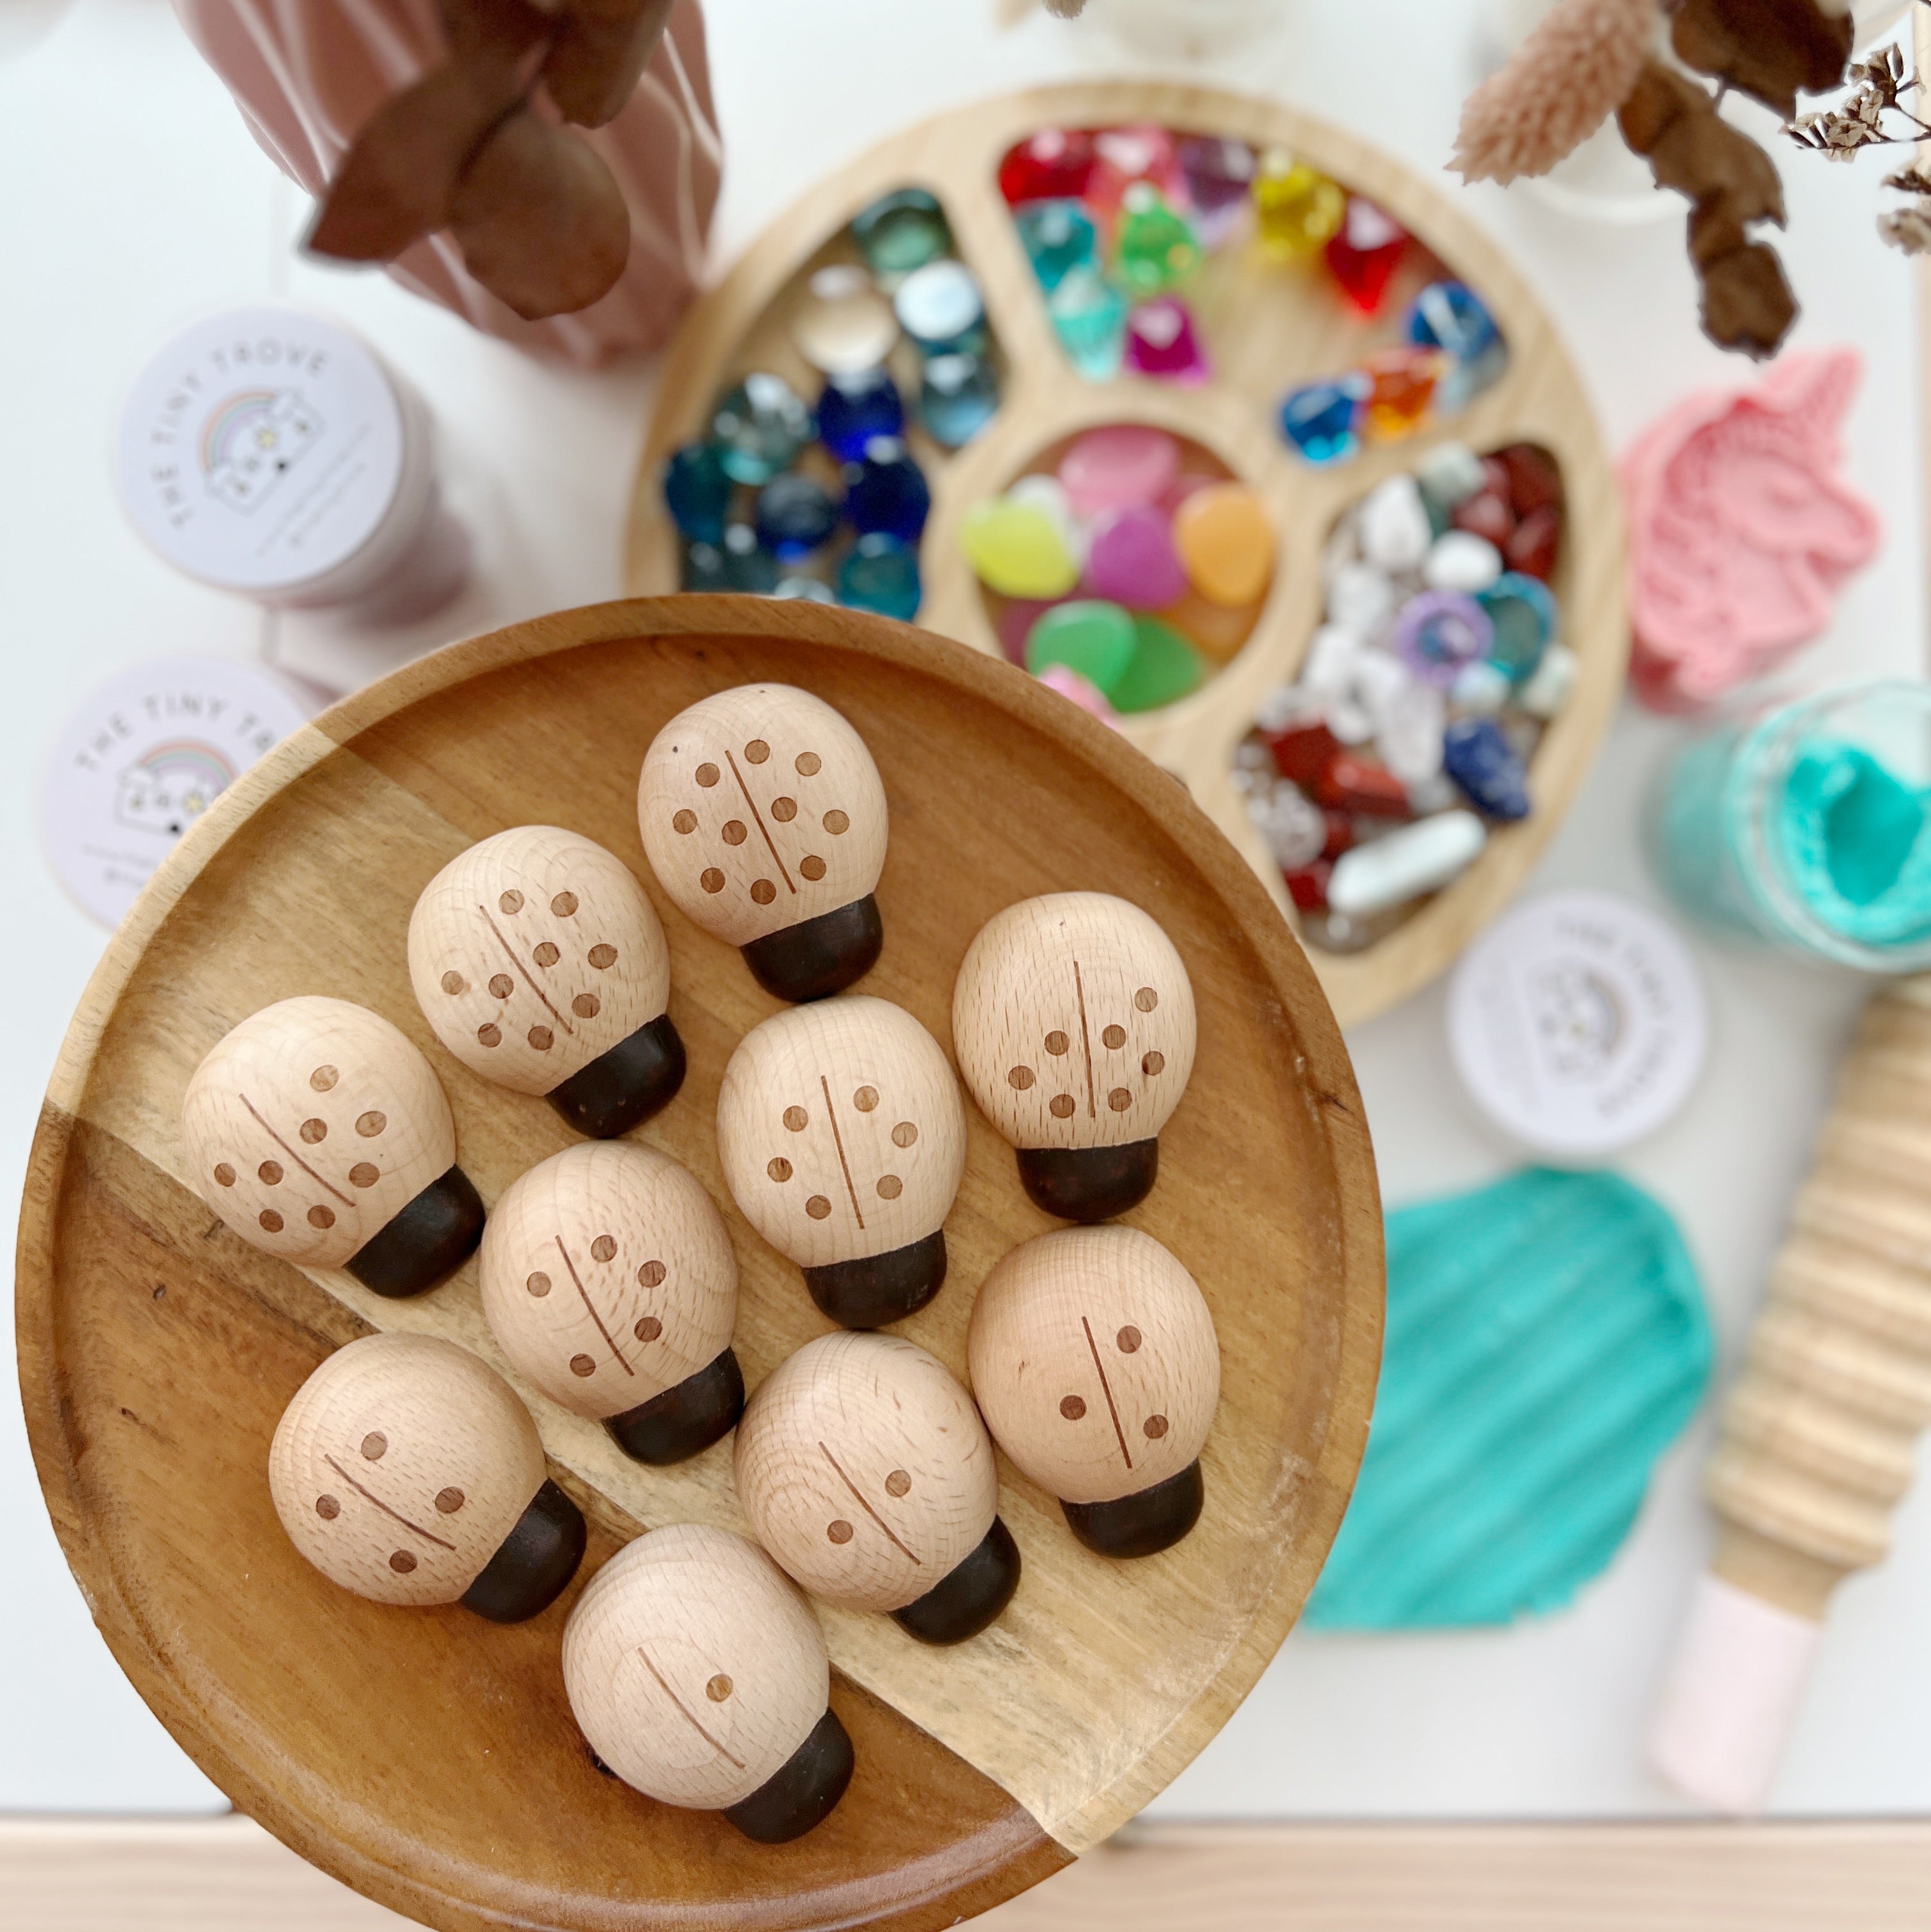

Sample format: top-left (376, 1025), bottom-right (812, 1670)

top-left (1361, 349), bottom-right (1446, 442)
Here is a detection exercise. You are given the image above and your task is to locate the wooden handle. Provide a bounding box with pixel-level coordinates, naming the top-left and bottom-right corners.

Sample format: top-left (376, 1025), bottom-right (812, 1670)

top-left (479, 1141), bottom-right (738, 1421)
top-left (951, 893), bottom-right (1197, 1154)
top-left (734, 1332), bottom-right (998, 1614)
top-left (407, 826), bottom-right (673, 1099)
top-left (269, 1333), bottom-right (546, 1606)
top-left (637, 684), bottom-right (888, 947)
top-left (1706, 976), bottom-right (1931, 1619)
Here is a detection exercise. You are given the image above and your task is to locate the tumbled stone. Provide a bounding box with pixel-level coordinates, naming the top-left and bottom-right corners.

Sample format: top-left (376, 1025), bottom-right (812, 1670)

top-left (1059, 425), bottom-right (1180, 518)
top-left (1327, 810), bottom-right (1486, 915)
top-left (1443, 716), bottom-right (1530, 820)
top-left (1174, 481), bottom-right (1272, 606)
top-left (1358, 474), bottom-right (1432, 572)
top-left (1085, 505), bottom-right (1188, 610)
top-left (1424, 529), bottom-right (1503, 594)
top-left (961, 496), bottom-right (1081, 599)
top-left (1026, 599), bottom-right (1137, 694)
top-left (1112, 615), bottom-right (1206, 713)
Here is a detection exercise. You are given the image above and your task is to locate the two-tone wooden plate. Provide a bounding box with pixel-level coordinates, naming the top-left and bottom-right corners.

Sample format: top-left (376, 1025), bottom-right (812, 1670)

top-left (17, 598), bottom-right (1382, 1932)
top-left (626, 81), bottom-right (1629, 1026)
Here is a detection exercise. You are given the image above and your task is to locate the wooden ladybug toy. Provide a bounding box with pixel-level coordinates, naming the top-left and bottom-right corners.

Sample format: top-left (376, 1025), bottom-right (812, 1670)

top-left (181, 995), bottom-right (484, 1299)
top-left (269, 1332), bottom-right (586, 1622)
top-left (952, 893), bottom-right (1196, 1223)
top-left (480, 1142), bottom-right (743, 1465)
top-left (562, 1523), bottom-right (853, 1843)
top-left (637, 684), bottom-right (888, 1002)
top-left (967, 1226), bottom-right (1220, 1559)
top-left (735, 1331), bottom-right (1020, 1645)
top-left (716, 995), bottom-right (966, 1328)
top-left (408, 826), bottom-right (685, 1140)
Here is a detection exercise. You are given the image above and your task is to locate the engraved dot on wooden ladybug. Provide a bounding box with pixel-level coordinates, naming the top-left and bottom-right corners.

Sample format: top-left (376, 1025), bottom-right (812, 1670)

top-left (824, 810), bottom-right (849, 835)
top-left (672, 810), bottom-right (698, 834)
top-left (771, 796), bottom-right (798, 822)
top-left (551, 892), bottom-right (578, 917)
top-left (796, 751), bottom-right (821, 776)
top-left (214, 1163), bottom-right (236, 1186)
top-left (259, 1160), bottom-right (282, 1184)
top-left (1102, 1025), bottom-right (1126, 1050)
top-left (259, 1209), bottom-right (284, 1233)
top-left (308, 1205), bottom-right (336, 1230)
top-left (722, 820), bottom-right (748, 846)
top-left (441, 972), bottom-right (466, 995)
top-left (500, 891), bottom-right (523, 914)
top-left (310, 1066), bottom-right (338, 1091)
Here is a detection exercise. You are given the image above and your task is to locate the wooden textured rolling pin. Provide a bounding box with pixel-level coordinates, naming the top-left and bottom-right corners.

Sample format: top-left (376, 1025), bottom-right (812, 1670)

top-left (1651, 975), bottom-right (1931, 1811)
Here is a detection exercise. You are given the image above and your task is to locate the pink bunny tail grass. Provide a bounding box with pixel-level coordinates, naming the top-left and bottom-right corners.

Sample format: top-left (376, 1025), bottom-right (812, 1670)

top-left (1453, 0), bottom-right (1659, 185)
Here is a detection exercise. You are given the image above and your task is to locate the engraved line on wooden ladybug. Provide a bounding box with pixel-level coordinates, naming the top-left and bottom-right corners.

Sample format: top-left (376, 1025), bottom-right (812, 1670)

top-left (480, 1143), bottom-right (743, 1465)
top-left (967, 1225), bottom-right (1220, 1560)
top-left (639, 684), bottom-right (888, 1002)
top-left (408, 827), bottom-right (685, 1139)
top-left (181, 995), bottom-right (484, 1299)
top-left (269, 1332), bottom-right (586, 1621)
top-left (716, 996), bottom-right (966, 1328)
top-left (952, 893), bottom-right (1197, 1223)
top-left (562, 1524), bottom-right (853, 1842)
top-left (734, 1332), bottom-right (1020, 1645)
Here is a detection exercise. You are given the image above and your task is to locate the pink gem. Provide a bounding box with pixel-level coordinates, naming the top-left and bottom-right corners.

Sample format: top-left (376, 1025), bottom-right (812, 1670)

top-left (1058, 425), bottom-right (1181, 519)
top-left (1084, 506), bottom-right (1189, 610)
top-left (1086, 123), bottom-right (1186, 220)
top-left (1124, 298), bottom-right (1209, 384)
top-left (1035, 664), bottom-right (1121, 725)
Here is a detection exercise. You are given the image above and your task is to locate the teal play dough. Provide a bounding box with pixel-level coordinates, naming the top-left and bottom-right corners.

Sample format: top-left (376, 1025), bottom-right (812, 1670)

top-left (1305, 1168), bottom-right (1712, 1632)
top-left (1775, 739), bottom-right (1931, 946)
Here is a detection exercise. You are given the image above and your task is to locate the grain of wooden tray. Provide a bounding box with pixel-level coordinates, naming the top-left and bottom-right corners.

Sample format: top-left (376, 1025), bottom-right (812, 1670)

top-left (15, 596), bottom-right (1382, 1932)
top-left (625, 82), bottom-right (1628, 1026)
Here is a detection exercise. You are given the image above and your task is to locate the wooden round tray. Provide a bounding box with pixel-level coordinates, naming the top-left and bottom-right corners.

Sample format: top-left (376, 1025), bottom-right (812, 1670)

top-left (625, 80), bottom-right (1628, 1027)
top-left (17, 598), bottom-right (1382, 1932)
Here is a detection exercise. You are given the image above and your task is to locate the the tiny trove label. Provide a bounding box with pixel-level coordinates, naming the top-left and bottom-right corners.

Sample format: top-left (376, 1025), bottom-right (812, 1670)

top-left (1447, 889), bottom-right (1708, 1159)
top-left (40, 654), bottom-right (313, 928)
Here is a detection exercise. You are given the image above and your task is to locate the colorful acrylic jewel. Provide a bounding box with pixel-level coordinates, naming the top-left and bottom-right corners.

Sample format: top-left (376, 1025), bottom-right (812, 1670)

top-left (754, 471), bottom-right (840, 561)
top-left (1407, 282), bottom-right (1498, 365)
top-left (1443, 716), bottom-right (1530, 820)
top-left (1325, 197), bottom-right (1409, 315)
top-left (1114, 185), bottom-right (1201, 297)
top-left (711, 374), bottom-right (813, 485)
top-left (999, 127), bottom-right (1096, 206)
top-left (1087, 123), bottom-right (1185, 219)
top-left (817, 367), bottom-right (904, 464)
top-left (838, 532), bottom-right (921, 621)
top-left (1252, 151), bottom-right (1345, 263)
top-left (1391, 590), bottom-right (1494, 687)
top-left (1124, 296), bottom-right (1209, 383)
top-left (1017, 199), bottom-right (1098, 292)
top-left (1280, 374), bottom-right (1368, 465)
top-left (844, 436), bottom-right (930, 543)
top-left (851, 188), bottom-right (951, 278)
top-left (893, 259), bottom-right (985, 356)
top-left (662, 441), bottom-right (732, 546)
top-left (1047, 268), bottom-right (1128, 381)
top-left (1362, 347), bottom-right (1445, 442)
top-left (1177, 135), bottom-right (1257, 245)
top-left (920, 353), bottom-right (999, 448)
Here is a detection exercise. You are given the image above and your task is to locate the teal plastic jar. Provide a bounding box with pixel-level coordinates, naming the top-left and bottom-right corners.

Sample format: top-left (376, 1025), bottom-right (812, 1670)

top-left (1650, 681), bottom-right (1931, 971)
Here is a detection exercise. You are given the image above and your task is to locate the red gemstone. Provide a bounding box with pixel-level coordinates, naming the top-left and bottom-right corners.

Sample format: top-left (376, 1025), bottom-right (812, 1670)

top-left (1324, 197), bottom-right (1409, 315)
top-left (1266, 718), bottom-right (1342, 787)
top-left (1314, 756), bottom-right (1410, 817)
top-left (999, 128), bottom-right (1098, 206)
top-left (1284, 860), bottom-right (1333, 912)
top-left (1505, 505), bottom-right (1561, 582)
top-left (1495, 442), bottom-right (1563, 520)
top-left (1322, 810), bottom-right (1356, 859)
top-left (1453, 490), bottom-right (1516, 548)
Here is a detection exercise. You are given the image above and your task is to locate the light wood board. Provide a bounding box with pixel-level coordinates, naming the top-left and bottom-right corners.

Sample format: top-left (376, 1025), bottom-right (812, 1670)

top-left (15, 596), bottom-right (1382, 1932)
top-left (625, 81), bottom-right (1628, 1026)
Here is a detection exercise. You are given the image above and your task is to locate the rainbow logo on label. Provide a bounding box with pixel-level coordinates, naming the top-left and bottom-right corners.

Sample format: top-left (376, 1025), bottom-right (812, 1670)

top-left (114, 740), bottom-right (238, 839)
top-left (201, 388), bottom-right (325, 514)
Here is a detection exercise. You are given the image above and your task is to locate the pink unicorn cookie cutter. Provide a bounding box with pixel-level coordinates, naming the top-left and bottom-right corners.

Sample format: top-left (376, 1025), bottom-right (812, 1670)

top-left (1624, 349), bottom-right (1881, 714)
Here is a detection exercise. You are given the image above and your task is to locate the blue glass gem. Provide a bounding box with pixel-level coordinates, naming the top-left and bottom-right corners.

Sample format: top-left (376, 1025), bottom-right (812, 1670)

top-left (838, 532), bottom-right (922, 621)
top-left (1443, 716), bottom-right (1531, 821)
top-left (773, 575), bottom-right (837, 602)
top-left (1047, 267), bottom-right (1128, 381)
top-left (1280, 373), bottom-right (1370, 464)
top-left (711, 373), bottom-right (813, 485)
top-left (852, 187), bottom-right (952, 278)
top-left (817, 367), bottom-right (904, 464)
top-left (1478, 571), bottom-right (1557, 681)
top-left (1407, 281), bottom-right (1499, 364)
top-left (894, 259), bottom-right (987, 356)
top-left (681, 540), bottom-right (729, 591)
top-left (720, 522), bottom-right (780, 594)
top-left (844, 435), bottom-right (930, 542)
top-left (921, 352), bottom-right (999, 447)
top-left (755, 471), bottom-right (842, 561)
top-left (1017, 199), bottom-right (1098, 293)
top-left (1439, 337), bottom-right (1511, 414)
top-left (662, 441), bottom-right (732, 545)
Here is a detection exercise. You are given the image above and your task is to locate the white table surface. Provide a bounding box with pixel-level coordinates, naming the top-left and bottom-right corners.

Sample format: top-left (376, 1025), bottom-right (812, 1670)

top-left (1, 0), bottom-right (1925, 1823)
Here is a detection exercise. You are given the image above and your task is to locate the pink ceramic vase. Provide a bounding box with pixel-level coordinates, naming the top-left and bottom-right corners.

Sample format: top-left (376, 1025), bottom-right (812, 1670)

top-left (174, 0), bottom-right (722, 366)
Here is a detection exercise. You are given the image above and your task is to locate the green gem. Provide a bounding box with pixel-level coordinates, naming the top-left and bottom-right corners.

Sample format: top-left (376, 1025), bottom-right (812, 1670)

top-left (852, 188), bottom-right (951, 278)
top-left (1112, 617), bottom-right (1206, 713)
top-left (1114, 188), bottom-right (1202, 298)
top-left (1025, 601), bottom-right (1137, 695)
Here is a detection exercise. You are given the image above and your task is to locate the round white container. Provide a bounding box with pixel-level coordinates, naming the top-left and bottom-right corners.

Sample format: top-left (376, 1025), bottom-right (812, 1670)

top-left (116, 306), bottom-right (468, 622)
top-left (1446, 887), bottom-right (1709, 1161)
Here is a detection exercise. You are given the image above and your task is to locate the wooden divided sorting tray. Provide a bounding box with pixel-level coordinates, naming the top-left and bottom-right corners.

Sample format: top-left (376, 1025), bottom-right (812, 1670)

top-left (17, 598), bottom-right (1382, 1932)
top-left (626, 81), bottom-right (1628, 1026)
